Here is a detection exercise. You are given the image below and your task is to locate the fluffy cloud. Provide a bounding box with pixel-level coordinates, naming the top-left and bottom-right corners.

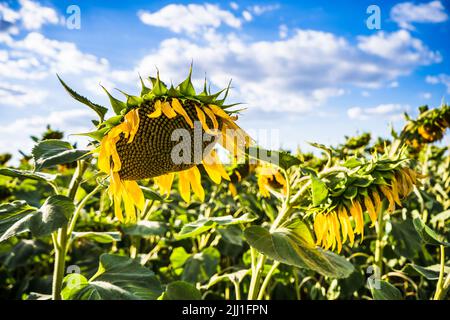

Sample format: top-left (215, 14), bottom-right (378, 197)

top-left (1, 32), bottom-right (109, 80)
top-left (249, 4), bottom-right (280, 15)
top-left (0, 109), bottom-right (93, 159)
top-left (357, 30), bottom-right (441, 66)
top-left (390, 1), bottom-right (448, 30)
top-left (18, 0), bottom-right (59, 30)
top-left (426, 74), bottom-right (450, 93)
top-left (347, 104), bottom-right (410, 120)
top-left (0, 81), bottom-right (47, 107)
top-left (138, 3), bottom-right (241, 35)
top-left (132, 29), bottom-right (440, 112)
top-left (0, 0), bottom-right (59, 33)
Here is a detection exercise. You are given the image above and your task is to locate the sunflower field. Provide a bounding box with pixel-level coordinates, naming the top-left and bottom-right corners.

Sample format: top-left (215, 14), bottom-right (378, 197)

top-left (1, 69), bottom-right (450, 302)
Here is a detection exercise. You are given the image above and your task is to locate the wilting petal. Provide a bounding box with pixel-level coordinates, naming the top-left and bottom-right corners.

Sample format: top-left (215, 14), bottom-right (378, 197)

top-left (178, 170), bottom-right (191, 202)
top-left (364, 195), bottom-right (377, 226)
top-left (148, 100), bottom-right (162, 118)
top-left (162, 101), bottom-right (177, 118)
top-left (379, 186), bottom-right (395, 213)
top-left (171, 98), bottom-right (194, 128)
top-left (203, 106), bottom-right (219, 131)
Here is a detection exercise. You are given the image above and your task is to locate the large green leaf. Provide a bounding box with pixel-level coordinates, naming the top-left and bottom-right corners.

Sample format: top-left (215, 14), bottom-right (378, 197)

top-left (160, 281), bottom-right (201, 300)
top-left (246, 146), bottom-right (301, 170)
top-left (62, 254), bottom-right (162, 300)
top-left (311, 176), bottom-right (328, 206)
top-left (57, 75), bottom-right (108, 121)
top-left (122, 221), bottom-right (167, 237)
top-left (32, 140), bottom-right (89, 171)
top-left (409, 263), bottom-right (450, 280)
top-left (176, 213), bottom-right (256, 240)
top-left (244, 223), bottom-right (354, 279)
top-left (369, 280), bottom-right (402, 300)
top-left (71, 231), bottom-right (121, 244)
top-left (413, 213), bottom-right (450, 247)
top-left (0, 196), bottom-right (74, 242)
top-left (182, 247), bottom-right (220, 283)
top-left (0, 168), bottom-right (57, 182)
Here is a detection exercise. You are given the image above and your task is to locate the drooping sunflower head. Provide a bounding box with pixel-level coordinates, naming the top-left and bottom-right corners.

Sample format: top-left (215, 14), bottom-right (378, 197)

top-left (311, 155), bottom-right (422, 253)
top-left (59, 67), bottom-right (252, 222)
top-left (256, 163), bottom-right (287, 198)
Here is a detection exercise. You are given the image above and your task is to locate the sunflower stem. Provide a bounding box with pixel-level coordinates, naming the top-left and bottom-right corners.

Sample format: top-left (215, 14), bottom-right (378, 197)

top-left (433, 245), bottom-right (449, 300)
top-left (257, 261), bottom-right (280, 300)
top-left (51, 160), bottom-right (87, 300)
top-left (374, 209), bottom-right (386, 276)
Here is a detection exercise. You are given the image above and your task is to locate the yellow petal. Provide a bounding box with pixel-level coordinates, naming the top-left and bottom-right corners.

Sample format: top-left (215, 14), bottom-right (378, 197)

top-left (390, 176), bottom-right (402, 207)
top-left (148, 100), bottom-right (162, 118)
top-left (314, 213), bottom-right (325, 245)
top-left (155, 172), bottom-right (175, 196)
top-left (195, 106), bottom-right (213, 134)
top-left (338, 206), bottom-right (348, 244)
top-left (331, 211), bottom-right (342, 253)
top-left (203, 106), bottom-right (219, 131)
top-left (202, 150), bottom-right (230, 184)
top-left (380, 186), bottom-right (395, 213)
top-left (187, 166), bottom-right (205, 202)
top-left (124, 180), bottom-right (145, 210)
top-left (208, 104), bottom-right (232, 120)
top-left (372, 190), bottom-right (382, 216)
top-left (178, 170), bottom-right (191, 203)
top-left (350, 201), bottom-right (364, 238)
top-left (114, 194), bottom-right (124, 222)
top-left (229, 183), bottom-right (237, 197)
top-left (171, 98), bottom-right (193, 128)
top-left (162, 101), bottom-right (177, 118)
top-left (364, 195), bottom-right (377, 226)
top-left (98, 136), bottom-right (111, 173)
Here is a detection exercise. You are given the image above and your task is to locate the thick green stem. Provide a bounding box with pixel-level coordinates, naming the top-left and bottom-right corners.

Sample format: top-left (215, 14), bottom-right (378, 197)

top-left (51, 160), bottom-right (87, 300)
top-left (433, 245), bottom-right (449, 300)
top-left (247, 255), bottom-right (266, 299)
top-left (257, 261), bottom-right (280, 300)
top-left (374, 210), bottom-right (385, 275)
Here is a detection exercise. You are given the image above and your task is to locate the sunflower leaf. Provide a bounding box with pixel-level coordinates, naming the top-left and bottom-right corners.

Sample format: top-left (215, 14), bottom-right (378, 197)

top-left (412, 212), bottom-right (450, 247)
top-left (0, 196), bottom-right (73, 242)
top-left (369, 280), bottom-right (402, 300)
top-left (0, 168), bottom-right (57, 182)
top-left (244, 223), bottom-right (354, 278)
top-left (32, 140), bottom-right (90, 171)
top-left (62, 254), bottom-right (162, 300)
top-left (160, 281), bottom-right (201, 300)
top-left (57, 75), bottom-right (108, 121)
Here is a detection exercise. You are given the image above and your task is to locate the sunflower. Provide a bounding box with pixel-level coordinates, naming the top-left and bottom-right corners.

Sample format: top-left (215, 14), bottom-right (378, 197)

top-left (256, 164), bottom-right (287, 198)
top-left (313, 167), bottom-right (420, 253)
top-left (59, 68), bottom-right (251, 223)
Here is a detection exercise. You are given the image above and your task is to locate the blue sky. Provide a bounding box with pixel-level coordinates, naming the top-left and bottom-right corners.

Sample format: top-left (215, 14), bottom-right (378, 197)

top-left (0, 0), bottom-right (449, 162)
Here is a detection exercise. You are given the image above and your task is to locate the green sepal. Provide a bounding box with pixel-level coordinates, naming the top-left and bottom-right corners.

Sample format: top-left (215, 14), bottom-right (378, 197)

top-left (116, 90), bottom-right (143, 107)
top-left (139, 75), bottom-right (151, 96)
top-left (101, 85), bottom-right (127, 115)
top-left (151, 71), bottom-right (168, 96)
top-left (177, 64), bottom-right (196, 96)
top-left (167, 85), bottom-right (181, 98)
top-left (73, 127), bottom-right (110, 142)
top-left (57, 75), bottom-right (108, 122)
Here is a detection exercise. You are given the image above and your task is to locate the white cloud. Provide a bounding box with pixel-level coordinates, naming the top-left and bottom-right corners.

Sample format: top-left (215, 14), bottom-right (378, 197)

top-left (0, 0), bottom-right (59, 33)
top-left (347, 104), bottom-right (410, 120)
top-left (0, 109), bottom-right (93, 158)
top-left (421, 92), bottom-right (432, 99)
top-left (390, 0), bottom-right (448, 30)
top-left (361, 91), bottom-right (371, 97)
top-left (242, 11), bottom-right (253, 22)
top-left (230, 2), bottom-right (239, 10)
top-left (279, 24), bottom-right (288, 39)
top-left (426, 74), bottom-right (450, 93)
top-left (389, 81), bottom-right (399, 88)
top-left (357, 30), bottom-right (441, 67)
top-left (250, 4), bottom-right (280, 15)
top-left (1, 32), bottom-right (109, 80)
top-left (138, 4), bottom-right (241, 35)
top-left (131, 28), bottom-right (440, 112)
top-left (0, 82), bottom-right (47, 107)
top-left (18, 0), bottom-right (59, 30)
